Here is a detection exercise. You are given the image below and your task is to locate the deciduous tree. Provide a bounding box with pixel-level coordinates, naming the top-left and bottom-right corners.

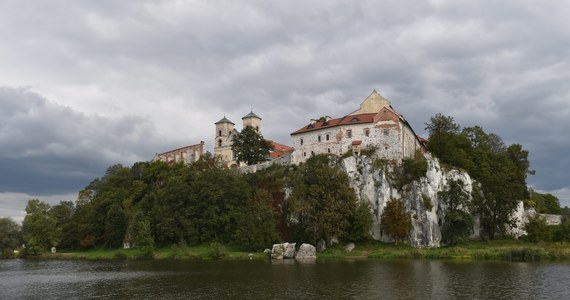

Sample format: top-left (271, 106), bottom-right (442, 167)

top-left (232, 125), bottom-right (273, 165)
top-left (381, 199), bottom-right (411, 244)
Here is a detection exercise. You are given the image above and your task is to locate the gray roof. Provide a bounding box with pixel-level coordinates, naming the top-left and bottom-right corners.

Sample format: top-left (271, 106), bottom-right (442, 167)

top-left (242, 110), bottom-right (261, 120)
top-left (215, 116), bottom-right (235, 125)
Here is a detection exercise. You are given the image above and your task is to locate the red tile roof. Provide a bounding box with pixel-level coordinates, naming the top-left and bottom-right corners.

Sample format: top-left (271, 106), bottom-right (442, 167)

top-left (291, 113), bottom-right (377, 135)
top-left (269, 141), bottom-right (294, 159)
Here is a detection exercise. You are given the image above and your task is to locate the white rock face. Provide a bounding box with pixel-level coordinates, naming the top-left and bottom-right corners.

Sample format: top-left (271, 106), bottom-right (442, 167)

top-left (341, 155), bottom-right (477, 248)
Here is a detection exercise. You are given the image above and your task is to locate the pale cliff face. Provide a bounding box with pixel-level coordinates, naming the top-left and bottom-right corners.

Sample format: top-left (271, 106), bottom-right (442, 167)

top-left (341, 155), bottom-right (476, 248)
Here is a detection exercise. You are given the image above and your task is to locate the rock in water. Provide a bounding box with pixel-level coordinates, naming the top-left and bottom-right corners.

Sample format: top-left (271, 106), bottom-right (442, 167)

top-left (295, 243), bottom-right (316, 260)
top-left (271, 244), bottom-right (285, 259)
top-left (283, 242), bottom-right (296, 259)
top-left (344, 243), bottom-right (355, 253)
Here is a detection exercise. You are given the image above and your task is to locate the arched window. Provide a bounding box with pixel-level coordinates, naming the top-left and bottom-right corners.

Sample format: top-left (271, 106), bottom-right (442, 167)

top-left (218, 139), bottom-right (222, 147)
top-left (218, 130), bottom-right (222, 136)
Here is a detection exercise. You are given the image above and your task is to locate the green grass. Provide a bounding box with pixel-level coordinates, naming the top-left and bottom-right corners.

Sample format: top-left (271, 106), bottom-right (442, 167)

top-left (319, 240), bottom-right (570, 262)
top-left (41, 244), bottom-right (270, 261)
top-left (37, 240), bottom-right (570, 262)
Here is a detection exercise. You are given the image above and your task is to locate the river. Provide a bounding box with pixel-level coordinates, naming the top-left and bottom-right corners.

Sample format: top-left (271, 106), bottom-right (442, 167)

top-left (1, 258), bottom-right (570, 299)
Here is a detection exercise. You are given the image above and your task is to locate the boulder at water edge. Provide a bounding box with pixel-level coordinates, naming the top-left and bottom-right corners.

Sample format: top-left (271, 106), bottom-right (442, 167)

top-left (271, 244), bottom-right (285, 259)
top-left (295, 243), bottom-right (316, 260)
top-left (316, 239), bottom-right (326, 252)
top-left (344, 243), bottom-right (355, 253)
top-left (283, 242), bottom-right (296, 259)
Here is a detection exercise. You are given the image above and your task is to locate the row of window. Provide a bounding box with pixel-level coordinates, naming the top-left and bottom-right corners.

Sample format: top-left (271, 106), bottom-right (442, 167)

top-left (299, 128), bottom-right (390, 145)
top-left (303, 148), bottom-right (332, 157)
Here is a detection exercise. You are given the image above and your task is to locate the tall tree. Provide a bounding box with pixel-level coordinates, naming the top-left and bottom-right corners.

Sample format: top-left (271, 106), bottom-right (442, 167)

top-left (438, 180), bottom-right (473, 245)
top-left (381, 199), bottom-right (412, 244)
top-left (288, 155), bottom-right (358, 244)
top-left (0, 217), bottom-right (21, 258)
top-left (22, 199), bottom-right (60, 253)
top-left (232, 125), bottom-right (274, 165)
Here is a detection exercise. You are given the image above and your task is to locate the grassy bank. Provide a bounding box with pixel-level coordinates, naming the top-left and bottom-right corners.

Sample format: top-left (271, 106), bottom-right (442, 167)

top-left (37, 240), bottom-right (570, 262)
top-left (319, 240), bottom-right (570, 262)
top-left (40, 244), bottom-right (269, 260)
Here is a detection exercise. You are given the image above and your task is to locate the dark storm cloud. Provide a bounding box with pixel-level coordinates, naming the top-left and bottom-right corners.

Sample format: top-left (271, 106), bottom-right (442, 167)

top-left (0, 87), bottom-right (162, 194)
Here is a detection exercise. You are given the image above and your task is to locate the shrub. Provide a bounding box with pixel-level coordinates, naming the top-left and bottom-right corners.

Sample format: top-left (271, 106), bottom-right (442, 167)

top-left (421, 193), bottom-right (433, 211)
top-left (207, 242), bottom-right (226, 259)
top-left (524, 214), bottom-right (550, 243)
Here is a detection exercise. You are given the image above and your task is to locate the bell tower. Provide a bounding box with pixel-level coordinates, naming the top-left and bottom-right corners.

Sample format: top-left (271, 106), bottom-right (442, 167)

top-left (214, 116), bottom-right (236, 164)
top-left (242, 110), bottom-right (262, 131)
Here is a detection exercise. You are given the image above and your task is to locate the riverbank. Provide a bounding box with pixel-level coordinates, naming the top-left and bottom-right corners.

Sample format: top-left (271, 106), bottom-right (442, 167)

top-left (36, 240), bottom-right (570, 262)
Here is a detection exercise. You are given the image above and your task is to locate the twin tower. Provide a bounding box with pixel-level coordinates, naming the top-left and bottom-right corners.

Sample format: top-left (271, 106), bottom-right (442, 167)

top-left (214, 111), bottom-right (262, 167)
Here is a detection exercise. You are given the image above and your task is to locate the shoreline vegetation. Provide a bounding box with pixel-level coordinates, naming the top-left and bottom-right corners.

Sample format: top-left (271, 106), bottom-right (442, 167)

top-left (35, 240), bottom-right (570, 262)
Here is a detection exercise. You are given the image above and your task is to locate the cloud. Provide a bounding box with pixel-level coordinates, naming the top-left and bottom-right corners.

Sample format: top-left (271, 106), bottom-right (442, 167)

top-left (0, 0), bottom-right (570, 220)
top-left (0, 87), bottom-right (164, 195)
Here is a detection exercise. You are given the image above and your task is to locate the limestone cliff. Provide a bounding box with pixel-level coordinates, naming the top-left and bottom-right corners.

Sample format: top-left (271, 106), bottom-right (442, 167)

top-left (340, 155), bottom-right (474, 248)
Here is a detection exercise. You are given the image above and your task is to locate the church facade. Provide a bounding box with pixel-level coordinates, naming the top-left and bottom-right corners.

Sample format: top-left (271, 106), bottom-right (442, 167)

top-left (290, 90), bottom-right (425, 164)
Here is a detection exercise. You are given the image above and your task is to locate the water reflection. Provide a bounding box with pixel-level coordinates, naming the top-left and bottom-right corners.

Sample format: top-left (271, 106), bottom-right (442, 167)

top-left (1, 259), bottom-right (569, 299)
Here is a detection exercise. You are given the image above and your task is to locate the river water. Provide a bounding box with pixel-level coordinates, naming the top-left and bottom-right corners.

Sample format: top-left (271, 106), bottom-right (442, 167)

top-left (1, 258), bottom-right (570, 299)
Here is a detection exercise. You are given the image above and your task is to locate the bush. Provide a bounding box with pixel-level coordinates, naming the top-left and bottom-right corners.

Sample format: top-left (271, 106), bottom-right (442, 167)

top-left (207, 242), bottom-right (226, 259)
top-left (113, 251), bottom-right (127, 260)
top-left (524, 214), bottom-right (550, 243)
top-left (421, 193), bottom-right (433, 211)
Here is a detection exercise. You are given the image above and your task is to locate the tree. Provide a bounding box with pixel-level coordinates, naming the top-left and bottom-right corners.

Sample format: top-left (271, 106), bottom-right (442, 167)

top-left (288, 155), bottom-right (358, 244)
top-left (233, 190), bottom-right (279, 250)
top-left (381, 199), bottom-right (411, 244)
top-left (50, 201), bottom-right (78, 249)
top-left (438, 180), bottom-right (473, 245)
top-left (347, 201), bottom-right (374, 242)
top-left (132, 214), bottom-right (154, 257)
top-left (425, 114), bottom-right (471, 169)
top-left (104, 204), bottom-right (128, 248)
top-left (22, 199), bottom-right (60, 254)
top-left (232, 125), bottom-right (274, 165)
top-left (0, 217), bottom-right (21, 258)
top-left (524, 214), bottom-right (550, 242)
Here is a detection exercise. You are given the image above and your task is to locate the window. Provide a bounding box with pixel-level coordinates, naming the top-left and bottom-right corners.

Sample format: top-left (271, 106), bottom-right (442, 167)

top-left (327, 148), bottom-right (331, 153)
top-left (347, 129), bottom-right (352, 138)
top-left (326, 134), bottom-right (330, 141)
top-left (383, 129), bottom-right (389, 136)
top-left (300, 138), bottom-right (304, 145)
top-left (303, 152), bottom-right (306, 157)
top-left (311, 151), bottom-right (315, 156)
top-left (318, 135), bottom-right (322, 142)
top-left (218, 139), bottom-right (222, 147)
top-left (218, 130), bottom-right (222, 136)
top-left (364, 129), bottom-right (370, 137)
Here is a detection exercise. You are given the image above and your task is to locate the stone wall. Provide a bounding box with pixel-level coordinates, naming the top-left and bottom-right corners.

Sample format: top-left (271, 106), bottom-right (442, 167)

top-left (239, 152), bottom-right (293, 174)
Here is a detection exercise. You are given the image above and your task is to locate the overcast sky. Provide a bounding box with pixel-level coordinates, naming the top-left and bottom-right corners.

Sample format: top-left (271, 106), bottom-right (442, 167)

top-left (1, 0), bottom-right (570, 222)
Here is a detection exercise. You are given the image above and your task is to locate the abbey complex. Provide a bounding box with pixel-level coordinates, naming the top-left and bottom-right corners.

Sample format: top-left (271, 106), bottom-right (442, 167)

top-left (154, 90), bottom-right (426, 168)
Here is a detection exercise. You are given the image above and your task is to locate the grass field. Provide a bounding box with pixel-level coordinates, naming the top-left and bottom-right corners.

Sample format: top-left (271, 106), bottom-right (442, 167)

top-left (39, 240), bottom-right (570, 262)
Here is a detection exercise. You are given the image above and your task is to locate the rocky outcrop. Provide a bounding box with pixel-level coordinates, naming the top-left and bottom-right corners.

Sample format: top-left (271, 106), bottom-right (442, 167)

top-left (271, 243), bottom-right (285, 259)
top-left (295, 243), bottom-right (316, 260)
top-left (283, 242), bottom-right (296, 258)
top-left (341, 155), bottom-right (475, 248)
top-left (272, 242), bottom-right (317, 260)
top-left (344, 243), bottom-right (355, 253)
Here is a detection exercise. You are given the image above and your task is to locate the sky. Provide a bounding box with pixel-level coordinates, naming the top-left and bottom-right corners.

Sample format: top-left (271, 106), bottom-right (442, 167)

top-left (1, 0), bottom-right (570, 222)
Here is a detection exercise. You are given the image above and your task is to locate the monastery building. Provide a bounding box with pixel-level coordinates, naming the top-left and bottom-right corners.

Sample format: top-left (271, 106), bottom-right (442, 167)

top-left (290, 90), bottom-right (425, 164)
